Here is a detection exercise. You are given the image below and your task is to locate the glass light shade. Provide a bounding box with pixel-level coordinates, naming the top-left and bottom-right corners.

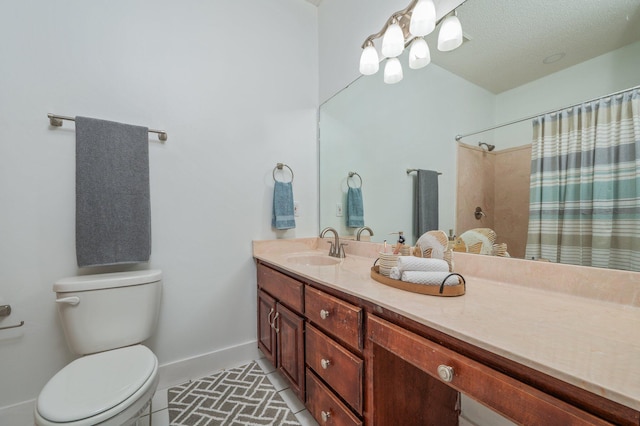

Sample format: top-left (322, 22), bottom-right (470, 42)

top-left (359, 44), bottom-right (380, 75)
top-left (384, 57), bottom-right (403, 84)
top-left (437, 14), bottom-right (463, 52)
top-left (381, 21), bottom-right (405, 58)
top-left (409, 0), bottom-right (436, 37)
top-left (409, 37), bottom-right (431, 69)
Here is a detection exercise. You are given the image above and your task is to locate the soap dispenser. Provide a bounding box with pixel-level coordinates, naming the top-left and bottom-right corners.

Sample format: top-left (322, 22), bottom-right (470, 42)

top-left (391, 231), bottom-right (407, 255)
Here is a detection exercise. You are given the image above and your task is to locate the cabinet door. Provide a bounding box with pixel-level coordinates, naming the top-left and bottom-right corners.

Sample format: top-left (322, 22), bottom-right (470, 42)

top-left (276, 302), bottom-right (305, 401)
top-left (257, 290), bottom-right (277, 367)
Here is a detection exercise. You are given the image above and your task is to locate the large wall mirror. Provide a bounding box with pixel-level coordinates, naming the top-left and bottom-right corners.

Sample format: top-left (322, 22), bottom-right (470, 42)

top-left (319, 0), bottom-right (640, 269)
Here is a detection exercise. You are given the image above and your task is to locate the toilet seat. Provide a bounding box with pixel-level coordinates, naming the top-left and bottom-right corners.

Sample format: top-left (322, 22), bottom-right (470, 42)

top-left (35, 345), bottom-right (158, 426)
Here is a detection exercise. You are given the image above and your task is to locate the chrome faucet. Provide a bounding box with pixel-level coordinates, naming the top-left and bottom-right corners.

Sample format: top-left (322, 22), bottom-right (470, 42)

top-left (320, 227), bottom-right (347, 258)
top-left (356, 226), bottom-right (374, 241)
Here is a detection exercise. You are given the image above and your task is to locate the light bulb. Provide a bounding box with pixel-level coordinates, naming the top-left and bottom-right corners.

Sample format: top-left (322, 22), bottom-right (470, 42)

top-left (359, 43), bottom-right (379, 75)
top-left (409, 37), bottom-right (430, 69)
top-left (381, 20), bottom-right (405, 58)
top-left (410, 0), bottom-right (436, 37)
top-left (384, 58), bottom-right (403, 84)
top-left (438, 13), bottom-right (463, 52)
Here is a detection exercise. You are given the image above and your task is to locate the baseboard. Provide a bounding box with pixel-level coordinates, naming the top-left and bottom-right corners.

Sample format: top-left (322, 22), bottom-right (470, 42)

top-left (0, 399), bottom-right (36, 426)
top-left (157, 339), bottom-right (260, 390)
top-left (0, 340), bottom-right (260, 426)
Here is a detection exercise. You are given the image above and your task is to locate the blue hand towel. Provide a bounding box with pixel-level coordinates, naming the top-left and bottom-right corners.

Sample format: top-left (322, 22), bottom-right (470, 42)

top-left (346, 187), bottom-right (364, 228)
top-left (272, 181), bottom-right (296, 230)
top-left (75, 116), bottom-right (151, 267)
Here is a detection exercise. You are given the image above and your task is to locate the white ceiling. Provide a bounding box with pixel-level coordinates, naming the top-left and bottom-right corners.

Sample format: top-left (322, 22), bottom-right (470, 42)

top-left (310, 0), bottom-right (640, 94)
top-left (427, 0), bottom-right (640, 93)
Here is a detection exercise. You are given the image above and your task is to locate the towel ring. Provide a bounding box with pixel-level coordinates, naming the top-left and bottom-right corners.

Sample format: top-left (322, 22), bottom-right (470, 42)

top-left (347, 171), bottom-right (362, 188)
top-left (273, 163), bottom-right (294, 183)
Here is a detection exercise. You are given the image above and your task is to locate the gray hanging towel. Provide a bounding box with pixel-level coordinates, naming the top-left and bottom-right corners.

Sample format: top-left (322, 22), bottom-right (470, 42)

top-left (75, 116), bottom-right (151, 267)
top-left (414, 169), bottom-right (439, 241)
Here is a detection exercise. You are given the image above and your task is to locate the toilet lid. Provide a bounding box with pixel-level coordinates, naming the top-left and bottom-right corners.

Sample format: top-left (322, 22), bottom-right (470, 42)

top-left (37, 345), bottom-right (157, 423)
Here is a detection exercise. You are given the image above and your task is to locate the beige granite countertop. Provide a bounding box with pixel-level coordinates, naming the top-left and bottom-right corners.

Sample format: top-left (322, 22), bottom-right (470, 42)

top-left (253, 237), bottom-right (640, 412)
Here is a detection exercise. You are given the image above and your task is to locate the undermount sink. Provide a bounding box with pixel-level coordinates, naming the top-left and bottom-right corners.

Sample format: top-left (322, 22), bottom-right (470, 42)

top-left (286, 253), bottom-right (342, 266)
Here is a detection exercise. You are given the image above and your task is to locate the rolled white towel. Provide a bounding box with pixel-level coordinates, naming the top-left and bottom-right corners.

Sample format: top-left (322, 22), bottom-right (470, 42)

top-left (397, 256), bottom-right (449, 273)
top-left (401, 271), bottom-right (460, 286)
top-left (389, 266), bottom-right (401, 280)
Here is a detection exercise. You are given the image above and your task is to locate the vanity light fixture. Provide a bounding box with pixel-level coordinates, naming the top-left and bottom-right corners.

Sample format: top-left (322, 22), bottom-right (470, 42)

top-left (437, 11), bottom-right (463, 52)
top-left (359, 0), bottom-right (464, 84)
top-left (384, 57), bottom-right (404, 84)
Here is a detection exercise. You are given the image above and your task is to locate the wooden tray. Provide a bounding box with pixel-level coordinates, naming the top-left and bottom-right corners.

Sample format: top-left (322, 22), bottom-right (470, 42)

top-left (370, 266), bottom-right (465, 297)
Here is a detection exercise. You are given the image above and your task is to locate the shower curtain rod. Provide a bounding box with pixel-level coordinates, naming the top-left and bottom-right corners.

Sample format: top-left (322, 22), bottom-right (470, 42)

top-left (454, 84), bottom-right (640, 142)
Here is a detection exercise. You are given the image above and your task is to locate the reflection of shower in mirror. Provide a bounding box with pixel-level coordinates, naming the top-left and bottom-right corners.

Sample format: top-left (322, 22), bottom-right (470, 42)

top-left (478, 142), bottom-right (495, 151)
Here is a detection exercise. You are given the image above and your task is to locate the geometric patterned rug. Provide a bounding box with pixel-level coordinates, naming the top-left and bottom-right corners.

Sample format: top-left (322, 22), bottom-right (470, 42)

top-left (167, 361), bottom-right (300, 426)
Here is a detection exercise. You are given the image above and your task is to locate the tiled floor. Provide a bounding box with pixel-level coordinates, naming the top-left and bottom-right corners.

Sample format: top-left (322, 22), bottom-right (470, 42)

top-left (138, 358), bottom-right (318, 426)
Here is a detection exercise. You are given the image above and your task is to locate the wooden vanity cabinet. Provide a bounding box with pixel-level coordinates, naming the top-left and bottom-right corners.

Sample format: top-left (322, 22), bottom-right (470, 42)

top-left (257, 264), bottom-right (305, 400)
top-left (305, 284), bottom-right (365, 423)
top-left (366, 315), bottom-right (614, 426)
top-left (256, 260), bottom-right (636, 425)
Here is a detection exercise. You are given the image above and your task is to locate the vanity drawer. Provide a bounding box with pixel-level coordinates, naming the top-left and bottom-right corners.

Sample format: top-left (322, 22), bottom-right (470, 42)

top-left (305, 286), bottom-right (362, 352)
top-left (306, 324), bottom-right (363, 415)
top-left (257, 263), bottom-right (303, 313)
top-left (306, 369), bottom-right (363, 426)
top-left (367, 315), bottom-right (613, 426)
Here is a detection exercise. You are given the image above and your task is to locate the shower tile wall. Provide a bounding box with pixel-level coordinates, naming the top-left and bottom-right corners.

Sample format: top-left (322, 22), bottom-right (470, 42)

top-left (456, 143), bottom-right (530, 258)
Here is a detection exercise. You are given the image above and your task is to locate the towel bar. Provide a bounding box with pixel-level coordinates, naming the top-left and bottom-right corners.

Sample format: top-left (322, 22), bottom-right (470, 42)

top-left (273, 163), bottom-right (294, 182)
top-left (406, 168), bottom-right (443, 175)
top-left (47, 113), bottom-right (168, 141)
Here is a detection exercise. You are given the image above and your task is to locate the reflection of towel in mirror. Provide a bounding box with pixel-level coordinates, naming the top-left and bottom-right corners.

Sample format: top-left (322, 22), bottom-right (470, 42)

top-left (414, 169), bottom-right (439, 238)
top-left (272, 181), bottom-right (296, 230)
top-left (346, 187), bottom-right (364, 228)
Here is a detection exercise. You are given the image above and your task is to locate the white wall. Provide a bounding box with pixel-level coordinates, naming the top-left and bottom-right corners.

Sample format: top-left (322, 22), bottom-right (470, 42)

top-left (318, 0), bottom-right (466, 104)
top-left (0, 0), bottom-right (318, 413)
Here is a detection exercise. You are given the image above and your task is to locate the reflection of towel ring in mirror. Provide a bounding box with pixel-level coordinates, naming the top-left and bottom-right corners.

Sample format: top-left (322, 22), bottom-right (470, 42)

top-left (273, 163), bottom-right (294, 183)
top-left (347, 171), bottom-right (362, 188)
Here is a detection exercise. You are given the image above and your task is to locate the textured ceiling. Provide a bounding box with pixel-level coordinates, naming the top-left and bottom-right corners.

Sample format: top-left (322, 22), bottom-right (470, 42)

top-left (424, 0), bottom-right (640, 93)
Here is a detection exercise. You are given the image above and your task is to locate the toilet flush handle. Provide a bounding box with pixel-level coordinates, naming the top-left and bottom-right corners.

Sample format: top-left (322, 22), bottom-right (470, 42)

top-left (56, 296), bottom-right (80, 306)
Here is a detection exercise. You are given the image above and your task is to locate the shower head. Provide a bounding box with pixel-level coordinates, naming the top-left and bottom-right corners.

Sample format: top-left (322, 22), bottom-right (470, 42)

top-left (478, 142), bottom-right (495, 152)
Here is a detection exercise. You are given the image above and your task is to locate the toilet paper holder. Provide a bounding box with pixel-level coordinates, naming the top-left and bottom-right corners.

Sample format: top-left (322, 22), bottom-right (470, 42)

top-left (0, 305), bottom-right (25, 331)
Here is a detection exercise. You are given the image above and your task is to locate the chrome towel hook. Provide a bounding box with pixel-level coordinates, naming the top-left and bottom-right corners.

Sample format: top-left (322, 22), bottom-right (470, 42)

top-left (348, 171), bottom-right (362, 188)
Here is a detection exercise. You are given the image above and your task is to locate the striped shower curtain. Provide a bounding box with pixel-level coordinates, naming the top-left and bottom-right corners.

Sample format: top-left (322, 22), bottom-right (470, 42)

top-left (525, 88), bottom-right (640, 271)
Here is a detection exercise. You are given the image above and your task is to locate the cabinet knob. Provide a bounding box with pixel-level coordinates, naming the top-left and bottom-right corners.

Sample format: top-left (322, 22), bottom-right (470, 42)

top-left (437, 364), bottom-right (454, 382)
top-left (320, 309), bottom-right (330, 320)
top-left (321, 358), bottom-right (331, 369)
top-left (321, 410), bottom-right (331, 422)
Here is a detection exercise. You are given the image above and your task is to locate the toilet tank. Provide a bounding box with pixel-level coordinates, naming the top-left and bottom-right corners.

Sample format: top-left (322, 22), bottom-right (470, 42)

top-left (54, 270), bottom-right (162, 355)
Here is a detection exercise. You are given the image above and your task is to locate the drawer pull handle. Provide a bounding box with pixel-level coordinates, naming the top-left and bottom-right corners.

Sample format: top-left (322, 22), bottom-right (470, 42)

top-left (320, 309), bottom-right (330, 320)
top-left (437, 364), bottom-right (454, 382)
top-left (267, 308), bottom-right (274, 326)
top-left (321, 410), bottom-right (331, 422)
top-left (272, 312), bottom-right (280, 333)
top-left (321, 358), bottom-right (331, 369)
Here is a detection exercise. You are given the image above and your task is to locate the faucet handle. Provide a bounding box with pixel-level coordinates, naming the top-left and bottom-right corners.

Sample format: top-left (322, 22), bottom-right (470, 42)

top-left (339, 243), bottom-right (348, 258)
top-left (326, 241), bottom-right (336, 256)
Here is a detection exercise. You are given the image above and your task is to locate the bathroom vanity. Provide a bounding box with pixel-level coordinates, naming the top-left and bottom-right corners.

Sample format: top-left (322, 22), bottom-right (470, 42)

top-left (253, 238), bottom-right (640, 425)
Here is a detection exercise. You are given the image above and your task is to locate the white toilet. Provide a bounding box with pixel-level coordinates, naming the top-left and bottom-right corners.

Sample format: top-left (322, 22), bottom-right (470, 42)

top-left (35, 270), bottom-right (162, 426)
